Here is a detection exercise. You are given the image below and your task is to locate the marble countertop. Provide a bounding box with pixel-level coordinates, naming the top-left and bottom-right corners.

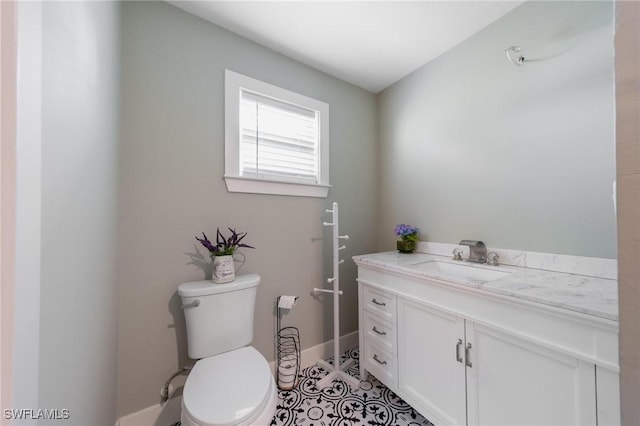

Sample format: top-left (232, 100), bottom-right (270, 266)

top-left (353, 251), bottom-right (618, 322)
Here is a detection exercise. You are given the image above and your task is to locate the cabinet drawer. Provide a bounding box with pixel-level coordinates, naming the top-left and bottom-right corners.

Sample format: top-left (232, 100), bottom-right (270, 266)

top-left (364, 311), bottom-right (396, 355)
top-left (364, 339), bottom-right (397, 389)
top-left (363, 286), bottom-right (397, 323)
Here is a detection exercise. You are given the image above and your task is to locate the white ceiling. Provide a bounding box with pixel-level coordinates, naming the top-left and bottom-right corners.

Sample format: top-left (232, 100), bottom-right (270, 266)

top-left (168, 1), bottom-right (524, 93)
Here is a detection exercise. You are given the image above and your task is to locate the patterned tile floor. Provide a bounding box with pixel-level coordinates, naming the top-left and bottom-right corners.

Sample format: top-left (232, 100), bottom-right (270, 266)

top-left (272, 347), bottom-right (433, 426)
top-left (174, 347), bottom-right (433, 426)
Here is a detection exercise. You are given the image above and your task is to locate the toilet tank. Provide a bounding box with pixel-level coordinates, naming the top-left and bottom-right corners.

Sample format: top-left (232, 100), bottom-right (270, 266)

top-left (178, 274), bottom-right (260, 359)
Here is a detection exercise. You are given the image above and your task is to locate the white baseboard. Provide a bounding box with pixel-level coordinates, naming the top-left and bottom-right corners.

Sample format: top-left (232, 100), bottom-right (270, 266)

top-left (277, 330), bottom-right (359, 372)
top-left (300, 330), bottom-right (359, 369)
top-left (116, 332), bottom-right (359, 426)
top-left (115, 395), bottom-right (182, 426)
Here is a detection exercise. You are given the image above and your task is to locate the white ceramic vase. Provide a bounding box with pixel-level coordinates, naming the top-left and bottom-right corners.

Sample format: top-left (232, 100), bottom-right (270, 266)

top-left (212, 255), bottom-right (235, 283)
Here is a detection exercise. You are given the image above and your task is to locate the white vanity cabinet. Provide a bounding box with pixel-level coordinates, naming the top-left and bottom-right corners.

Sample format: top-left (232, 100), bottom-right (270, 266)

top-left (356, 262), bottom-right (620, 426)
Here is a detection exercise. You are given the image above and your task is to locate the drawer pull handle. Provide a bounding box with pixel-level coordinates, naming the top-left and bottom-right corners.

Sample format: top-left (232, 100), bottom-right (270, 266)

top-left (465, 342), bottom-right (473, 368)
top-left (455, 339), bottom-right (463, 363)
top-left (372, 326), bottom-right (387, 336)
top-left (372, 298), bottom-right (386, 306)
top-left (373, 354), bottom-right (387, 365)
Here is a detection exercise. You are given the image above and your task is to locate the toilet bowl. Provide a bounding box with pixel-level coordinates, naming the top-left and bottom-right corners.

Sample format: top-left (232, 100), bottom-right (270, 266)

top-left (181, 347), bottom-right (277, 426)
top-left (178, 275), bottom-right (276, 426)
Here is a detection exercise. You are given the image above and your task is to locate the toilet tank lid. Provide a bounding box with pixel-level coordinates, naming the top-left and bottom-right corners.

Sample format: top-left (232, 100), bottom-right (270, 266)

top-left (178, 274), bottom-right (260, 297)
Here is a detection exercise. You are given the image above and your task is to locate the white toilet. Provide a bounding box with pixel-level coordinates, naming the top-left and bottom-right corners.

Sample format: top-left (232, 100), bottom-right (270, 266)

top-left (178, 274), bottom-right (277, 426)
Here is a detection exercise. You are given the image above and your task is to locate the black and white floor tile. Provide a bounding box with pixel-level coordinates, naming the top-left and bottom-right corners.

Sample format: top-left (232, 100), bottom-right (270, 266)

top-left (272, 347), bottom-right (433, 426)
top-left (173, 347), bottom-right (433, 426)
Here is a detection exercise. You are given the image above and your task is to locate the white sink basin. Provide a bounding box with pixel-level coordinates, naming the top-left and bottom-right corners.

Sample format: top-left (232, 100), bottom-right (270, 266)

top-left (409, 260), bottom-right (510, 283)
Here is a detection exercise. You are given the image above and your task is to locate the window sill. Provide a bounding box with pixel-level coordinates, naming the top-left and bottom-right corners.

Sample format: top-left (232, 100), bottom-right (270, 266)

top-left (224, 176), bottom-right (330, 198)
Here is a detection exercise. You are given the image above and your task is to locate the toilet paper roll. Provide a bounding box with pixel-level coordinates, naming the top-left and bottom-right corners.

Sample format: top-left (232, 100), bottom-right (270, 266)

top-left (278, 295), bottom-right (298, 310)
top-left (278, 353), bottom-right (298, 390)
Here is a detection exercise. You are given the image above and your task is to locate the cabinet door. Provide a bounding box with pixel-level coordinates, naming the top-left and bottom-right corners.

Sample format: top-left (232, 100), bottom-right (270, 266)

top-left (465, 322), bottom-right (597, 426)
top-left (397, 298), bottom-right (467, 426)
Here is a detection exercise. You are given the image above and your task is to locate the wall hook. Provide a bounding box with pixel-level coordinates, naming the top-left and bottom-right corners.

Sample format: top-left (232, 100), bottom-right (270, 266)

top-left (505, 45), bottom-right (526, 67)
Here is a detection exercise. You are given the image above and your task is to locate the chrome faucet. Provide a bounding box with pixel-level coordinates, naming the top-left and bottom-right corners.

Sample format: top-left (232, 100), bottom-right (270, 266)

top-left (459, 240), bottom-right (487, 263)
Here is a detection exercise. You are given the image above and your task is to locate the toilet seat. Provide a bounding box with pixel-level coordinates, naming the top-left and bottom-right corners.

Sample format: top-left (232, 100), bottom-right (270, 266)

top-left (182, 346), bottom-right (276, 426)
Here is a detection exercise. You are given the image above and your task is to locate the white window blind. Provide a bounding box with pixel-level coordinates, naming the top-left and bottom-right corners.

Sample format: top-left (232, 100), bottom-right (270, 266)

top-left (240, 90), bottom-right (320, 184)
top-left (225, 69), bottom-right (329, 198)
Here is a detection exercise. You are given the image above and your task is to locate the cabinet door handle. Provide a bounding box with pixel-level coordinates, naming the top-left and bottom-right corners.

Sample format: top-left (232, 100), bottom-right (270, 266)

top-left (372, 298), bottom-right (386, 306)
top-left (455, 339), bottom-right (463, 363)
top-left (465, 342), bottom-right (473, 368)
top-left (372, 326), bottom-right (387, 336)
top-left (373, 354), bottom-right (388, 365)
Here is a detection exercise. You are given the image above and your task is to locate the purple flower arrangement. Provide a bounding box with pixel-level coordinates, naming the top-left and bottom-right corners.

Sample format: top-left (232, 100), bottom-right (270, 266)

top-left (395, 224), bottom-right (418, 253)
top-left (394, 224), bottom-right (418, 242)
top-left (196, 228), bottom-right (254, 257)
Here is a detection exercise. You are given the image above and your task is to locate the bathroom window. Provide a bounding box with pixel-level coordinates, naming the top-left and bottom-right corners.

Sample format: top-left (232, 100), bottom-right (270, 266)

top-left (224, 70), bottom-right (330, 197)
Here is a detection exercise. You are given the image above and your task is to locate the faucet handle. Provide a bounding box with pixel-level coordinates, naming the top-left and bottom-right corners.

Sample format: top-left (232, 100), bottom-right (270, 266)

top-left (487, 252), bottom-right (499, 266)
top-left (452, 248), bottom-right (463, 261)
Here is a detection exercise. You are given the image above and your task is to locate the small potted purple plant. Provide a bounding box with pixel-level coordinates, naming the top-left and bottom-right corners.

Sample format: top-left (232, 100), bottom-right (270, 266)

top-left (394, 224), bottom-right (418, 253)
top-left (196, 228), bottom-right (254, 283)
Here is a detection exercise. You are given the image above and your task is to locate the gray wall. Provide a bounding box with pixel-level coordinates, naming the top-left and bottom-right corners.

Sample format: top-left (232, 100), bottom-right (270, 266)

top-left (37, 2), bottom-right (121, 425)
top-left (116, 1), bottom-right (378, 416)
top-left (378, 1), bottom-right (616, 258)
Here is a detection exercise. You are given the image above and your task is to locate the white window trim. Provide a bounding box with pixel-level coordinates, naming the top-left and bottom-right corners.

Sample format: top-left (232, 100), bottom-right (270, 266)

top-left (224, 69), bottom-right (330, 198)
